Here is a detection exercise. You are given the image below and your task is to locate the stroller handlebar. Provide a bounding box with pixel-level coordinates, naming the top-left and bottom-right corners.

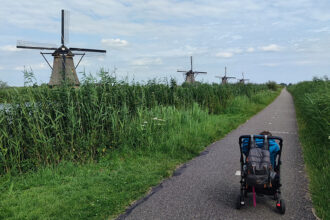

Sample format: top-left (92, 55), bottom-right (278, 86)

top-left (239, 135), bottom-right (283, 148)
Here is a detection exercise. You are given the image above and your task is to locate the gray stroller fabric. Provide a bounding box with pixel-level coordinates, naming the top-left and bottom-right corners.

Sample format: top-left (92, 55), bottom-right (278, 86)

top-left (246, 135), bottom-right (272, 186)
top-left (247, 147), bottom-right (271, 173)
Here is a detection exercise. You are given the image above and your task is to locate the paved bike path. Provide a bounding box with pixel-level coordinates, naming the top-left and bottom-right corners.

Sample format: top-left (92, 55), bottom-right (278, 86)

top-left (120, 89), bottom-right (315, 220)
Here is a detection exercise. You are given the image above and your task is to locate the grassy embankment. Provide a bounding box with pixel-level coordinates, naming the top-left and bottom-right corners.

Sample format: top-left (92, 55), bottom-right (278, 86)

top-left (0, 74), bottom-right (280, 219)
top-left (288, 78), bottom-right (329, 220)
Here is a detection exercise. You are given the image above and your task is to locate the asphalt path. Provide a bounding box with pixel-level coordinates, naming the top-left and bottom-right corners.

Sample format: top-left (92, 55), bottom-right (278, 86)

top-left (119, 89), bottom-right (316, 220)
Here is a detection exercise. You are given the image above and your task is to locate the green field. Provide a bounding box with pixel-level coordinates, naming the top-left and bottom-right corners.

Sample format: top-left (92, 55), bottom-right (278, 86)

top-left (0, 74), bottom-right (280, 219)
top-left (289, 78), bottom-right (330, 220)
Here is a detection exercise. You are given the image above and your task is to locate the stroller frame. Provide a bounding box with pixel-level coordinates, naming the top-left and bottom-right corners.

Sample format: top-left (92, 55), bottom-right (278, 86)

top-left (237, 135), bottom-right (285, 214)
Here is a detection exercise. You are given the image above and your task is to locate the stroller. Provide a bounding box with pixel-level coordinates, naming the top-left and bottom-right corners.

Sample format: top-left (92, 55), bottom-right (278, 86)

top-left (236, 135), bottom-right (285, 214)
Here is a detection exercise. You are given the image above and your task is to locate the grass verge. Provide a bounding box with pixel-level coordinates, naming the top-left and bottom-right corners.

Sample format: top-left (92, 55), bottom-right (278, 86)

top-left (0, 89), bottom-right (280, 220)
top-left (288, 79), bottom-right (329, 220)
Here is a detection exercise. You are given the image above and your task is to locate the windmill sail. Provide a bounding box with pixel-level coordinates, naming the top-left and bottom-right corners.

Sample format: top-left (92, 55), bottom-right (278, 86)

top-left (17, 40), bottom-right (58, 50)
top-left (62, 10), bottom-right (70, 45)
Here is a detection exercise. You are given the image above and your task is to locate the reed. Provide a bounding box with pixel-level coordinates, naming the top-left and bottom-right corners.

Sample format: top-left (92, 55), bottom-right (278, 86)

top-left (0, 70), bottom-right (274, 175)
top-left (0, 73), bottom-right (280, 219)
top-left (288, 77), bottom-right (330, 220)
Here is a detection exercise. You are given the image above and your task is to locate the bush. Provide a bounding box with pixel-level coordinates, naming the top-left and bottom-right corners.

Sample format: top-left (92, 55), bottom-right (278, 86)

top-left (266, 81), bottom-right (278, 91)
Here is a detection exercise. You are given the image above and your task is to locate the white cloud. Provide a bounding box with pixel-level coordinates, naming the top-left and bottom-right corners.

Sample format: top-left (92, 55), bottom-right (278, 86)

top-left (260, 63), bottom-right (280, 67)
top-left (311, 27), bottom-right (330, 33)
top-left (101, 38), bottom-right (129, 49)
top-left (0, 45), bottom-right (21, 52)
top-left (147, 45), bottom-right (209, 58)
top-left (259, 44), bottom-right (282, 52)
top-left (132, 58), bottom-right (162, 66)
top-left (293, 60), bottom-right (315, 66)
top-left (246, 47), bottom-right (255, 52)
top-left (215, 52), bottom-right (233, 58)
top-left (14, 63), bottom-right (47, 71)
top-left (228, 48), bottom-right (243, 54)
top-left (215, 48), bottom-right (243, 58)
top-left (310, 11), bottom-right (330, 22)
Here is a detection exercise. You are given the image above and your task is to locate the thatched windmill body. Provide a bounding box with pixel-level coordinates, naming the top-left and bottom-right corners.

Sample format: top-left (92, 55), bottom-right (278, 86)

top-left (177, 56), bottom-right (207, 83)
top-left (17, 10), bottom-right (106, 86)
top-left (238, 72), bottom-right (249, 84)
top-left (215, 67), bottom-right (236, 84)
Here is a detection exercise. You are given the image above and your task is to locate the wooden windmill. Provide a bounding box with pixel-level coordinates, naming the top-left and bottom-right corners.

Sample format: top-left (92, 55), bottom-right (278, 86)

top-left (177, 56), bottom-right (207, 83)
top-left (238, 72), bottom-right (249, 84)
top-left (215, 67), bottom-right (236, 84)
top-left (17, 9), bottom-right (106, 86)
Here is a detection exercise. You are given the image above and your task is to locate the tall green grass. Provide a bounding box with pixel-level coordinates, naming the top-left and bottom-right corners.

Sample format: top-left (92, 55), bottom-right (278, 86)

top-left (0, 71), bottom-right (273, 175)
top-left (0, 84), bottom-right (280, 219)
top-left (288, 78), bottom-right (330, 220)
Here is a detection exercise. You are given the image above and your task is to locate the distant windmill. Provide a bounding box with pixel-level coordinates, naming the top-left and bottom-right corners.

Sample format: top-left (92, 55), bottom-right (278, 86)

top-left (17, 9), bottom-right (106, 86)
top-left (215, 67), bottom-right (236, 84)
top-left (238, 72), bottom-right (249, 84)
top-left (177, 56), bottom-right (207, 83)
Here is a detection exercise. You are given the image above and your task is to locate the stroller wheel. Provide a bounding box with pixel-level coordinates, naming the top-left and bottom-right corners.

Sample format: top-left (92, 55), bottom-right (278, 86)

top-left (276, 199), bottom-right (286, 214)
top-left (236, 195), bottom-right (244, 209)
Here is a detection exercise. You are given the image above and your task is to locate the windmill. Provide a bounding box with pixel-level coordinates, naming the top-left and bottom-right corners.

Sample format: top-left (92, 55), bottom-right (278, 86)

top-left (177, 56), bottom-right (207, 83)
top-left (17, 9), bottom-right (106, 86)
top-left (238, 72), bottom-right (249, 84)
top-left (215, 67), bottom-right (236, 84)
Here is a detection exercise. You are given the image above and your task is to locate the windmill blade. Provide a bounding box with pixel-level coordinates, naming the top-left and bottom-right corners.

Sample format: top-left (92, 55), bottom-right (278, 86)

top-left (17, 40), bottom-right (57, 50)
top-left (194, 71), bottom-right (207, 74)
top-left (190, 56), bottom-right (193, 71)
top-left (17, 45), bottom-right (57, 50)
top-left (61, 9), bottom-right (70, 45)
top-left (62, 9), bottom-right (70, 45)
top-left (78, 51), bottom-right (106, 57)
top-left (227, 77), bottom-right (236, 79)
top-left (70, 47), bottom-right (106, 53)
top-left (215, 76), bottom-right (221, 78)
top-left (177, 70), bottom-right (188, 73)
top-left (61, 10), bottom-right (64, 44)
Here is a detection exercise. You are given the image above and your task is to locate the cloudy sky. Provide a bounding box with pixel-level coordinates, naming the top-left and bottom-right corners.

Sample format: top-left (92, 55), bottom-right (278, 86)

top-left (1, 0), bottom-right (330, 86)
